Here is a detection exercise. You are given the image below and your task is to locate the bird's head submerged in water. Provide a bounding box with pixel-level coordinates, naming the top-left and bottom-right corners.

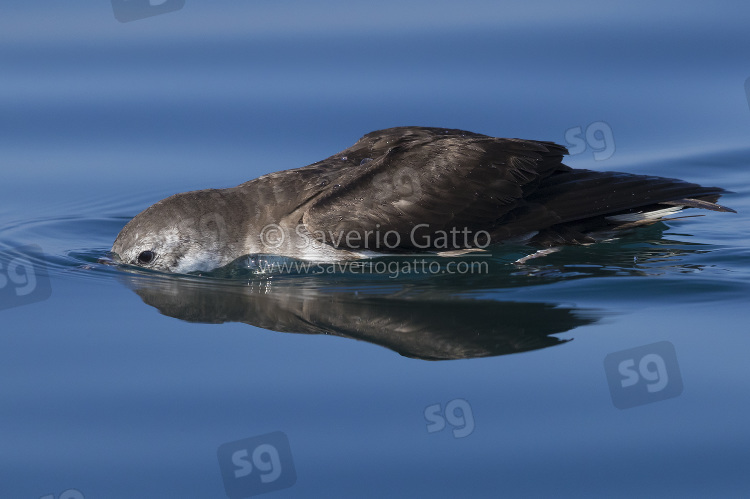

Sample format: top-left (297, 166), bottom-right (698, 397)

top-left (111, 189), bottom-right (239, 274)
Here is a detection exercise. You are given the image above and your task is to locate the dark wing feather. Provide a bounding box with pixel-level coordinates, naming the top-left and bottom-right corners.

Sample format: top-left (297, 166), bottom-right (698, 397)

top-left (527, 169), bottom-right (729, 221)
top-left (301, 127), bottom-right (568, 250)
top-left (242, 126), bottom-right (732, 251)
top-left (238, 128), bottom-right (498, 217)
top-left (492, 169), bottom-right (733, 243)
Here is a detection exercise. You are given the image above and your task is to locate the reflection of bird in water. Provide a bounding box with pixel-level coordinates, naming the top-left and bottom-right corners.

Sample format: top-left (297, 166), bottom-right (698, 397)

top-left (111, 127), bottom-right (734, 273)
top-left (123, 274), bottom-right (599, 361)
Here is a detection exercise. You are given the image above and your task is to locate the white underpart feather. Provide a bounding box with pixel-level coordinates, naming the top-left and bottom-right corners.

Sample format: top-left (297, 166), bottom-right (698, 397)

top-left (174, 254), bottom-right (225, 274)
top-left (605, 205), bottom-right (683, 223)
top-left (514, 247), bottom-right (561, 264)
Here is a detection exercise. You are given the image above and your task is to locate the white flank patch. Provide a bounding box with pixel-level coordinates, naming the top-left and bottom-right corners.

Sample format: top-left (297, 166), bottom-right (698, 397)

top-left (605, 205), bottom-right (683, 223)
top-left (514, 247), bottom-right (561, 264)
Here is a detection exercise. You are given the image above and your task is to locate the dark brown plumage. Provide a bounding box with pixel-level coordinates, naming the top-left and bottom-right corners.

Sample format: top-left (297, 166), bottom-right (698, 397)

top-left (112, 126), bottom-right (735, 273)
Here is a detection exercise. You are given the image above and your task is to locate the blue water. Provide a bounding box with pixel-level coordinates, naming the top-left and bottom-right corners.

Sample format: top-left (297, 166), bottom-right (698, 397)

top-left (2, 1), bottom-right (750, 498)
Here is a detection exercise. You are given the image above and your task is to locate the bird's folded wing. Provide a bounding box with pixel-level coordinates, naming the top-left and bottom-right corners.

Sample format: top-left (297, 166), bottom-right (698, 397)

top-left (301, 129), bottom-right (569, 250)
top-left (491, 169), bottom-right (734, 241)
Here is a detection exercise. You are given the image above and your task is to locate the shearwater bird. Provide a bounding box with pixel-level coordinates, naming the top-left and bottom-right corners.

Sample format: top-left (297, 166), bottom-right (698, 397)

top-left (111, 126), bottom-right (735, 273)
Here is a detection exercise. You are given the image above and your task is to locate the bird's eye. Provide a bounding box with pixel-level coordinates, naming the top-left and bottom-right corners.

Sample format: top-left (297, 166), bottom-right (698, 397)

top-left (137, 250), bottom-right (155, 264)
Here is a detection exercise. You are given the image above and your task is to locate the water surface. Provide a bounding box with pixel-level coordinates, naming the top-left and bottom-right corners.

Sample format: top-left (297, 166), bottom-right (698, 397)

top-left (2, 2), bottom-right (750, 498)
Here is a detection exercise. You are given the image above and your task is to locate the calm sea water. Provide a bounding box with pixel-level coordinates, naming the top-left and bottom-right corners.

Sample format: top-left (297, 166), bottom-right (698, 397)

top-left (2, 2), bottom-right (750, 498)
